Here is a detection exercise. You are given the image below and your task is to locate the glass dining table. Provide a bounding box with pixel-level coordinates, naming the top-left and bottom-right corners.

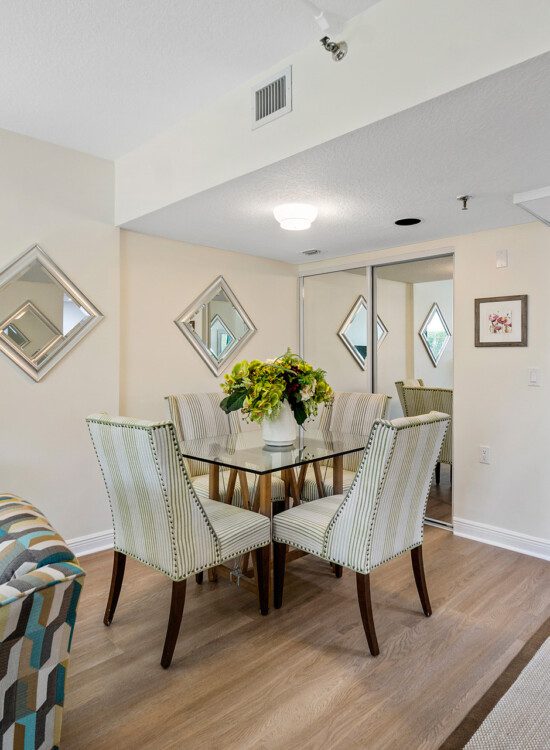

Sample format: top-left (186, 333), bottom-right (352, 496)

top-left (178, 428), bottom-right (368, 515)
top-left (178, 429), bottom-right (369, 591)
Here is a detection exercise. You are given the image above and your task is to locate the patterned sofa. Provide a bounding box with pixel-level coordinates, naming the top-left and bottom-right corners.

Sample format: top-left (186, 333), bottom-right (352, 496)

top-left (0, 494), bottom-right (84, 750)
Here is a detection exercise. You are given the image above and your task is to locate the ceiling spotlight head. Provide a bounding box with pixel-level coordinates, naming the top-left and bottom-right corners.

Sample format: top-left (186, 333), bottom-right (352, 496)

top-left (320, 36), bottom-right (348, 62)
top-left (457, 194), bottom-right (472, 210)
top-left (273, 203), bottom-right (318, 231)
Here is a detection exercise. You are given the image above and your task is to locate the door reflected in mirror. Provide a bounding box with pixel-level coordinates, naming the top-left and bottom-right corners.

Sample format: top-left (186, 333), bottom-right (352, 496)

top-left (0, 246), bottom-right (103, 380)
top-left (175, 276), bottom-right (256, 375)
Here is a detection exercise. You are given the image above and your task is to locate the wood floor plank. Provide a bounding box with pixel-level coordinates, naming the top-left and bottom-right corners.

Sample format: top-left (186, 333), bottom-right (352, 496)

top-left (62, 527), bottom-right (550, 749)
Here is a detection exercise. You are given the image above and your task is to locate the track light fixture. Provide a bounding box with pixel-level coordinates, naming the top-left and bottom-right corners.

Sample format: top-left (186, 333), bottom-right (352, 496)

top-left (457, 195), bottom-right (472, 210)
top-left (320, 35), bottom-right (348, 62)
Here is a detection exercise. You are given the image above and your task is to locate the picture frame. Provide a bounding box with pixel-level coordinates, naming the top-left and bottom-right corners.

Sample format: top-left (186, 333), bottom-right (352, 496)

top-left (475, 295), bottom-right (527, 347)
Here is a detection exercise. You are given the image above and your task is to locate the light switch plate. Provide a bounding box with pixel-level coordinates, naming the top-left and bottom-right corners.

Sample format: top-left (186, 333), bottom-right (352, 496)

top-left (496, 249), bottom-right (508, 268)
top-left (528, 367), bottom-right (542, 386)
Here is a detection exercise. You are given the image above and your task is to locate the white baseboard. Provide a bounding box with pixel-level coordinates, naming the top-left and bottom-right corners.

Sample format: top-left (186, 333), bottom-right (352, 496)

top-left (67, 528), bottom-right (113, 557)
top-left (453, 517), bottom-right (550, 561)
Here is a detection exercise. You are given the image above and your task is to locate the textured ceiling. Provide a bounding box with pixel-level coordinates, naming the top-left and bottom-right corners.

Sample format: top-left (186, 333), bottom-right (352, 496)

top-left (0, 0), bottom-right (378, 158)
top-left (123, 52), bottom-right (550, 263)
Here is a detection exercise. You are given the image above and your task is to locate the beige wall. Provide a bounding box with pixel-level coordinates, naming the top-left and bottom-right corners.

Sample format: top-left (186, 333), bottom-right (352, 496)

top-left (0, 128), bottom-right (119, 541)
top-left (120, 230), bottom-right (298, 420)
top-left (301, 222), bottom-right (550, 546)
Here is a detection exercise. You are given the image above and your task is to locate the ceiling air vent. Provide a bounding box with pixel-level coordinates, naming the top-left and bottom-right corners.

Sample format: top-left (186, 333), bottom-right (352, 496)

top-left (252, 66), bottom-right (292, 129)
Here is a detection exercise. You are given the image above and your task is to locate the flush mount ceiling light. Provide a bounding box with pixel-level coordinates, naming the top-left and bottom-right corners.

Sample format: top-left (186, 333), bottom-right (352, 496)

top-left (273, 203), bottom-right (318, 231)
top-left (395, 217), bottom-right (421, 226)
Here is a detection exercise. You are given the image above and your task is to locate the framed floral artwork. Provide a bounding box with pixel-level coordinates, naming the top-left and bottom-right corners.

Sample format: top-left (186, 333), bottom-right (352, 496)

top-left (475, 295), bottom-right (527, 347)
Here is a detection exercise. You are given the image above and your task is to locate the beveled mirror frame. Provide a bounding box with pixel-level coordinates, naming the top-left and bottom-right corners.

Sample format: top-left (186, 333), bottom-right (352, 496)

top-left (419, 301), bottom-right (451, 367)
top-left (337, 295), bottom-right (369, 370)
top-left (0, 244), bottom-right (104, 381)
top-left (174, 275), bottom-right (256, 376)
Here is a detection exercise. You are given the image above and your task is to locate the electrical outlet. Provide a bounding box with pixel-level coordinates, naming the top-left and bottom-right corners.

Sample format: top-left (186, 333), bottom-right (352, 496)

top-left (479, 445), bottom-right (491, 465)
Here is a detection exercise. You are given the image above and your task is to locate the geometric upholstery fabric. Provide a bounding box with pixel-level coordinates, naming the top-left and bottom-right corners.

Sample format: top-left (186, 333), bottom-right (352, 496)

top-left (402, 386), bottom-right (453, 465)
top-left (86, 414), bottom-right (271, 581)
top-left (0, 494), bottom-right (84, 750)
top-left (302, 392), bottom-right (390, 502)
top-left (0, 496), bottom-right (76, 584)
top-left (273, 412), bottom-right (450, 574)
top-left (394, 379), bottom-right (425, 416)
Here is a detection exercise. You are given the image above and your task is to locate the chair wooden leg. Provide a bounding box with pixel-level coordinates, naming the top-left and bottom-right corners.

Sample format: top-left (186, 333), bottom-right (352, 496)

top-left (195, 572), bottom-right (204, 584)
top-left (273, 541), bottom-right (287, 609)
top-left (333, 564), bottom-right (343, 578)
top-left (103, 551), bottom-right (126, 626)
top-left (435, 461), bottom-right (441, 485)
top-left (254, 545), bottom-right (270, 616)
top-left (411, 545), bottom-right (432, 617)
top-left (356, 573), bottom-right (380, 656)
top-left (161, 580), bottom-right (187, 669)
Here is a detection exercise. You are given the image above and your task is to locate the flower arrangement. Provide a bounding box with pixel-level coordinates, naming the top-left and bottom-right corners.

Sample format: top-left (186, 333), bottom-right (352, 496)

top-left (489, 312), bottom-right (512, 334)
top-left (220, 349), bottom-right (333, 426)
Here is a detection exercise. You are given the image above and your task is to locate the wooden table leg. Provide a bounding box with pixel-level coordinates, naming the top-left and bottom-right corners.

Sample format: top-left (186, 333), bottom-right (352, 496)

top-left (225, 469), bottom-right (237, 504)
top-left (258, 474), bottom-right (272, 518)
top-left (288, 468), bottom-right (301, 506)
top-left (238, 472), bottom-right (252, 575)
top-left (208, 465), bottom-right (220, 582)
top-left (209, 464), bottom-right (220, 500)
top-left (297, 464), bottom-right (308, 496)
top-left (333, 455), bottom-right (344, 495)
top-left (313, 461), bottom-right (325, 498)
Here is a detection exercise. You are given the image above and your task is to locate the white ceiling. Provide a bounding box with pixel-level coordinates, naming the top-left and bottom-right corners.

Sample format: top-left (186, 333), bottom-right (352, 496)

top-left (123, 52), bottom-right (550, 263)
top-left (0, 0), bottom-right (378, 159)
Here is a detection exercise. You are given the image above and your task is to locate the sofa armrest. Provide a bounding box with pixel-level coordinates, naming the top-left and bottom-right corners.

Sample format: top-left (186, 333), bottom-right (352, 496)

top-left (0, 560), bottom-right (85, 608)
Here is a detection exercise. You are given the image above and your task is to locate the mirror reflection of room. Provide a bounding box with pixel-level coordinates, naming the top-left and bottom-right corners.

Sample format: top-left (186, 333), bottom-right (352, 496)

top-left (0, 257), bottom-right (91, 367)
top-left (185, 287), bottom-right (250, 363)
top-left (374, 255), bottom-right (454, 526)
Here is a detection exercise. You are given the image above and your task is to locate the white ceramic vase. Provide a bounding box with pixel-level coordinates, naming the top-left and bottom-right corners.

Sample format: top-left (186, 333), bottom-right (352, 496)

top-left (262, 401), bottom-right (297, 447)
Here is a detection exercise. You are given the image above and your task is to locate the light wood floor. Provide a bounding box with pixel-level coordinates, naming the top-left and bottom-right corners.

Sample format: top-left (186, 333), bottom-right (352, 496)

top-left (426, 465), bottom-right (452, 524)
top-left (63, 528), bottom-right (550, 750)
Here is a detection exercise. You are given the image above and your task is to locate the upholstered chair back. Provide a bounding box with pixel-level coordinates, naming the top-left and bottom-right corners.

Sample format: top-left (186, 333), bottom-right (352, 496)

top-left (325, 412), bottom-right (449, 573)
top-left (87, 415), bottom-right (219, 579)
top-left (319, 392), bottom-right (390, 472)
top-left (402, 386), bottom-right (452, 464)
top-left (394, 379), bottom-right (425, 415)
top-left (166, 393), bottom-right (241, 477)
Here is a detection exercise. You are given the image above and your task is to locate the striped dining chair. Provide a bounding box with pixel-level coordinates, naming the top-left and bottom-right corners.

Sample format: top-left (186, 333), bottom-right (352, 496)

top-left (272, 412), bottom-right (450, 656)
top-left (300, 392), bottom-right (390, 502)
top-left (402, 385), bottom-right (452, 483)
top-left (166, 392), bottom-right (286, 507)
top-left (86, 414), bottom-right (271, 669)
top-left (394, 379), bottom-right (425, 415)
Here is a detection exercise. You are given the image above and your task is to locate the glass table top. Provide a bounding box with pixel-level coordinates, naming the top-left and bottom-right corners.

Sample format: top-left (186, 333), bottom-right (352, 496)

top-left (178, 429), bottom-right (368, 475)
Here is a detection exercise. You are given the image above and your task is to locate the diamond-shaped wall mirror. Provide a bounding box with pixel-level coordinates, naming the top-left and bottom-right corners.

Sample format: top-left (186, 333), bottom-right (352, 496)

top-left (175, 276), bottom-right (256, 375)
top-left (338, 296), bottom-right (389, 369)
top-left (419, 302), bottom-right (451, 366)
top-left (0, 245), bottom-right (103, 381)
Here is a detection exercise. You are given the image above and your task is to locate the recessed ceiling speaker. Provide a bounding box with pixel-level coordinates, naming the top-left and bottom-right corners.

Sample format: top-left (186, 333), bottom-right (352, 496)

top-left (395, 218), bottom-right (421, 226)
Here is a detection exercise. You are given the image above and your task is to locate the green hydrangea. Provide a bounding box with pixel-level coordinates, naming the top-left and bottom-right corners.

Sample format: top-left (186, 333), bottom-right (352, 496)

top-left (220, 350), bottom-right (333, 426)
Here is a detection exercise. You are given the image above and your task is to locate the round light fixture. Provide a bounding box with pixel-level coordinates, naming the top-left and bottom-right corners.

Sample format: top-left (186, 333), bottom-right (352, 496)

top-left (395, 217), bottom-right (421, 226)
top-left (273, 203), bottom-right (318, 231)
